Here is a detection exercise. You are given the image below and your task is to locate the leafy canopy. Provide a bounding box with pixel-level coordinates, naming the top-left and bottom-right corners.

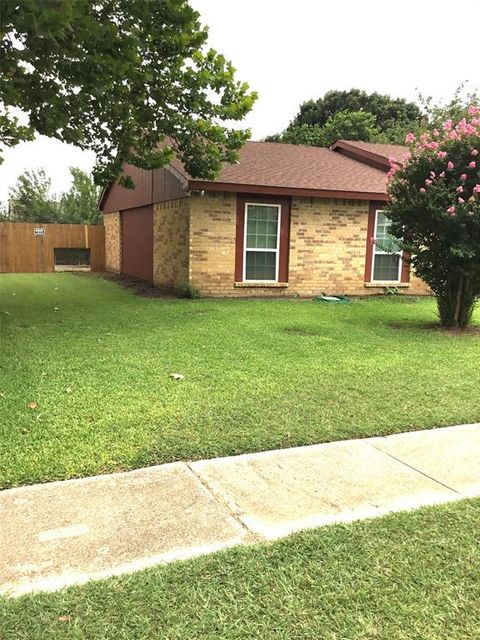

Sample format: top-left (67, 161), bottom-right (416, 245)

top-left (266, 89), bottom-right (422, 147)
top-left (292, 89), bottom-right (422, 132)
top-left (267, 111), bottom-right (380, 148)
top-left (385, 107), bottom-right (480, 328)
top-left (7, 167), bottom-right (101, 224)
top-left (0, 0), bottom-right (256, 186)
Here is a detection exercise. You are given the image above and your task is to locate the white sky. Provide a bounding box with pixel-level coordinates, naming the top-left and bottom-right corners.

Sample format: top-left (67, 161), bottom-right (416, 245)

top-left (1, 0), bottom-right (479, 203)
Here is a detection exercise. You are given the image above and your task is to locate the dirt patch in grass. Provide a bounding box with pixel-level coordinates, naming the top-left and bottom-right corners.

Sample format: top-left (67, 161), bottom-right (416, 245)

top-left (282, 326), bottom-right (321, 336)
top-left (389, 322), bottom-right (480, 335)
top-left (87, 272), bottom-right (177, 298)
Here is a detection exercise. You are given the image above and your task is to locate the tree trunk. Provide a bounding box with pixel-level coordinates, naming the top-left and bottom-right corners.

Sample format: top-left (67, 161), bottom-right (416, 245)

top-left (436, 275), bottom-right (476, 329)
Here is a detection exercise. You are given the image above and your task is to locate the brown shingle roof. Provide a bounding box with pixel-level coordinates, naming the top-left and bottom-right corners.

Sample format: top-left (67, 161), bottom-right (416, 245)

top-left (171, 141), bottom-right (389, 199)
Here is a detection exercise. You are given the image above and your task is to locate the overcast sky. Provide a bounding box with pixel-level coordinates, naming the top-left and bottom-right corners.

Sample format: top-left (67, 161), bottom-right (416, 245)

top-left (1, 0), bottom-right (479, 203)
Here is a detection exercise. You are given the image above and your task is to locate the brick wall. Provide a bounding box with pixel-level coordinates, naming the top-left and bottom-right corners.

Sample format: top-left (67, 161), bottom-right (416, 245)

top-left (187, 192), bottom-right (430, 297)
top-left (153, 198), bottom-right (190, 289)
top-left (104, 211), bottom-right (121, 273)
top-left (189, 191), bottom-right (239, 296)
top-left (289, 197), bottom-right (370, 296)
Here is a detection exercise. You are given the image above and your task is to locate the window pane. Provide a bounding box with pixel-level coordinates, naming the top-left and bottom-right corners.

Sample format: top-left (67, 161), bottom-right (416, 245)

top-left (246, 205), bottom-right (279, 249)
top-left (245, 251), bottom-right (276, 280)
top-left (375, 211), bottom-right (401, 253)
top-left (373, 254), bottom-right (400, 281)
top-left (54, 248), bottom-right (91, 266)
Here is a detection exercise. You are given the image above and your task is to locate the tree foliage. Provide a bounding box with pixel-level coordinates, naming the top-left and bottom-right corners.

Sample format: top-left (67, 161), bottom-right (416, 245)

top-left (59, 168), bottom-right (102, 225)
top-left (0, 0), bottom-right (256, 187)
top-left (267, 111), bottom-right (379, 148)
top-left (291, 89), bottom-right (422, 132)
top-left (267, 89), bottom-right (421, 147)
top-left (385, 108), bottom-right (480, 328)
top-left (8, 169), bottom-right (58, 222)
top-left (8, 167), bottom-right (101, 224)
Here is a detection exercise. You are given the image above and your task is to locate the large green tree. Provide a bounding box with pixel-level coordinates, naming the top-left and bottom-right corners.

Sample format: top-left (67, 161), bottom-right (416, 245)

top-left (267, 89), bottom-right (423, 147)
top-left (291, 89), bottom-right (422, 133)
top-left (8, 167), bottom-right (102, 224)
top-left (266, 111), bottom-right (380, 147)
top-left (8, 169), bottom-right (59, 222)
top-left (59, 168), bottom-right (102, 225)
top-left (0, 0), bottom-right (256, 187)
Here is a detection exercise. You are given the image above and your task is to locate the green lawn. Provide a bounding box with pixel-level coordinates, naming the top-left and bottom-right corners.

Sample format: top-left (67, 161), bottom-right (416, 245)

top-left (1, 498), bottom-right (479, 639)
top-left (1, 273), bottom-right (479, 488)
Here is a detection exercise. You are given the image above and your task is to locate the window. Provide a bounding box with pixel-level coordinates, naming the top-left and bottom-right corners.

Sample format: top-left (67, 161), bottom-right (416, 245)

top-left (372, 211), bottom-right (402, 282)
top-left (244, 203), bottom-right (281, 281)
top-left (54, 248), bottom-right (91, 270)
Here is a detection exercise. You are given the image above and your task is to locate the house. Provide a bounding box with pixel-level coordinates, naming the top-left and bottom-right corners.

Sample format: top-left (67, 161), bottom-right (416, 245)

top-left (99, 139), bottom-right (429, 297)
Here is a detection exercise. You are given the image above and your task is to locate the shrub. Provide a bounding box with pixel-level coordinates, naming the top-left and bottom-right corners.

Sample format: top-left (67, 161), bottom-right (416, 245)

top-left (385, 107), bottom-right (480, 328)
top-left (176, 282), bottom-right (201, 299)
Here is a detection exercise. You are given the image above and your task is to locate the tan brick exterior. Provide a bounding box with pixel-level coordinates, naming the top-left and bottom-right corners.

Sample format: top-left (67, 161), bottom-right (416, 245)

top-left (189, 191), bottom-right (240, 296)
top-left (106, 191), bottom-right (429, 297)
top-left (289, 197), bottom-right (369, 296)
top-left (186, 192), bottom-right (429, 297)
top-left (153, 198), bottom-right (189, 290)
top-left (104, 211), bottom-right (121, 273)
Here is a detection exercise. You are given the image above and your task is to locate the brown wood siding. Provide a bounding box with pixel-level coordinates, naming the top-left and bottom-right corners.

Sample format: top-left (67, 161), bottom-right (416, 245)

top-left (101, 166), bottom-right (186, 213)
top-left (121, 206), bottom-right (153, 282)
top-left (0, 222), bottom-right (104, 273)
top-left (152, 167), bottom-right (187, 203)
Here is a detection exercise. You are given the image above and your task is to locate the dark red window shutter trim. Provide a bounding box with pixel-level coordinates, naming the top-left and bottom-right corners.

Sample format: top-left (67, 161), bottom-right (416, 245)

top-left (235, 194), bottom-right (291, 282)
top-left (364, 201), bottom-right (378, 282)
top-left (401, 251), bottom-right (411, 283)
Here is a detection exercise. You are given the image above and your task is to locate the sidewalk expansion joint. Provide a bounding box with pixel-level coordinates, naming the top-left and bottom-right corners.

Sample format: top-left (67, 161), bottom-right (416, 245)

top-left (369, 444), bottom-right (463, 496)
top-left (184, 463), bottom-right (259, 542)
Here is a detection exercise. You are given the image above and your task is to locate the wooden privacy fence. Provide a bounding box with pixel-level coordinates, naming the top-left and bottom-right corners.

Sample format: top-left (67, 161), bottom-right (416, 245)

top-left (0, 222), bottom-right (105, 273)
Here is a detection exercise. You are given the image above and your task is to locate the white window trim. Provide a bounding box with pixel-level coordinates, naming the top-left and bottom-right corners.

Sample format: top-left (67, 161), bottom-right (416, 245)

top-left (371, 209), bottom-right (403, 283)
top-left (243, 202), bottom-right (281, 283)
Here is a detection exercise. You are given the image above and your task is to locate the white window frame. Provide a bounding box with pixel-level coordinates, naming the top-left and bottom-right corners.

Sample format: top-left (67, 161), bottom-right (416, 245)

top-left (243, 202), bottom-right (281, 283)
top-left (371, 209), bottom-right (403, 283)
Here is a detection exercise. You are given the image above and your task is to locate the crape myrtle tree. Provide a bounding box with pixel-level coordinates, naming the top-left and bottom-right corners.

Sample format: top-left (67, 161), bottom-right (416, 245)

top-left (385, 106), bottom-right (480, 329)
top-left (0, 0), bottom-right (256, 187)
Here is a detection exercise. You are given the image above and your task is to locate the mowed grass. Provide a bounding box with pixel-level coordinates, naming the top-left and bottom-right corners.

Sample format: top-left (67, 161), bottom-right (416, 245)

top-left (0, 273), bottom-right (479, 488)
top-left (1, 498), bottom-right (479, 639)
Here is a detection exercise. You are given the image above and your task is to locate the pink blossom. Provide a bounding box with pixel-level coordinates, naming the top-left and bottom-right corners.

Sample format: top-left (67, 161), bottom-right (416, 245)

top-left (443, 119), bottom-right (453, 131)
top-left (447, 161), bottom-right (454, 170)
top-left (437, 151), bottom-right (447, 159)
top-left (447, 206), bottom-right (456, 216)
top-left (467, 105), bottom-right (480, 117)
top-left (425, 179), bottom-right (432, 185)
top-left (460, 173), bottom-right (467, 181)
top-left (439, 171), bottom-right (445, 178)
top-left (473, 184), bottom-right (480, 193)
top-left (419, 187), bottom-right (426, 193)
top-left (458, 198), bottom-right (465, 204)
top-left (405, 132), bottom-right (416, 143)
top-left (468, 161), bottom-right (476, 168)
top-left (471, 149), bottom-right (478, 156)
top-left (456, 186), bottom-right (464, 193)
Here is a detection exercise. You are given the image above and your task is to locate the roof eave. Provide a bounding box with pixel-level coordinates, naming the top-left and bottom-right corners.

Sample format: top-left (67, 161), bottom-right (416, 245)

top-left (330, 140), bottom-right (392, 171)
top-left (187, 180), bottom-right (388, 202)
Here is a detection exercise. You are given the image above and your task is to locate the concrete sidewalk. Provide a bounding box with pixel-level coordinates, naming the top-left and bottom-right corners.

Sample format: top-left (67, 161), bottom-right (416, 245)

top-left (1, 423), bottom-right (479, 597)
